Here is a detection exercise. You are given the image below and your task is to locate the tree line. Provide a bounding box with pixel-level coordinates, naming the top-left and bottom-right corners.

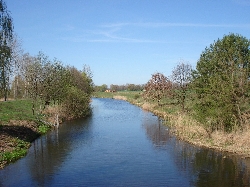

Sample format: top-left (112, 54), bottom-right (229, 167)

top-left (0, 0), bottom-right (93, 120)
top-left (12, 52), bottom-right (93, 119)
top-left (144, 33), bottom-right (250, 134)
top-left (94, 83), bottom-right (144, 92)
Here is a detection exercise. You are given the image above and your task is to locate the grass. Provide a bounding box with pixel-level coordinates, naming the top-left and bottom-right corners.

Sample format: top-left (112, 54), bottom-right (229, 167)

top-left (0, 99), bottom-right (36, 122)
top-left (0, 139), bottom-right (29, 163)
top-left (93, 91), bottom-right (142, 100)
top-left (0, 99), bottom-right (52, 169)
top-left (38, 124), bottom-right (51, 134)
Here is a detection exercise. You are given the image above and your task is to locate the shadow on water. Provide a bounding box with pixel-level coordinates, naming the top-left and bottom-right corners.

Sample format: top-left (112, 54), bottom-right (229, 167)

top-left (25, 117), bottom-right (93, 186)
top-left (142, 115), bottom-right (250, 187)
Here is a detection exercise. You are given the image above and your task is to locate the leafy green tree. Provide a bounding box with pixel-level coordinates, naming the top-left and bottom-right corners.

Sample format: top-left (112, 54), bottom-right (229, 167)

top-left (0, 0), bottom-right (14, 101)
top-left (192, 33), bottom-right (250, 132)
top-left (82, 64), bottom-right (94, 95)
top-left (38, 57), bottom-right (70, 107)
top-left (57, 65), bottom-right (93, 119)
top-left (94, 84), bottom-right (108, 92)
top-left (171, 61), bottom-right (192, 111)
top-left (48, 60), bottom-right (70, 104)
top-left (67, 66), bottom-right (93, 94)
top-left (21, 51), bottom-right (94, 120)
top-left (62, 86), bottom-right (91, 120)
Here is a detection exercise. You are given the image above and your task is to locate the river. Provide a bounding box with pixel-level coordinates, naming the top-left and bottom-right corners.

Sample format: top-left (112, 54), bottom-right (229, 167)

top-left (0, 98), bottom-right (250, 186)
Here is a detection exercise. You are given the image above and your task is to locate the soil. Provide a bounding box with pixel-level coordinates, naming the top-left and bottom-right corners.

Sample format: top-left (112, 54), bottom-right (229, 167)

top-left (0, 120), bottom-right (41, 169)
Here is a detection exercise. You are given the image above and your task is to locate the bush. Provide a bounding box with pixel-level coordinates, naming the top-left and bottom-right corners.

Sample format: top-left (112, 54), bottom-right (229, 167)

top-left (134, 94), bottom-right (140, 100)
top-left (62, 86), bottom-right (91, 120)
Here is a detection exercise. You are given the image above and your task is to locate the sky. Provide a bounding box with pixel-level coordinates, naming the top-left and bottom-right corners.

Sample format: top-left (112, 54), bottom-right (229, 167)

top-left (5, 0), bottom-right (250, 86)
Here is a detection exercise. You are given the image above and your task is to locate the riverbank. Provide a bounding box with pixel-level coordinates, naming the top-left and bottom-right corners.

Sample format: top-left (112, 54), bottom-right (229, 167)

top-left (0, 100), bottom-right (53, 169)
top-left (0, 95), bottom-right (92, 169)
top-left (94, 91), bottom-right (250, 158)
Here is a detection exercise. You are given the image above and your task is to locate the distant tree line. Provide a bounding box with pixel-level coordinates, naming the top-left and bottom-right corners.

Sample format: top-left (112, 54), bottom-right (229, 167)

top-left (144, 33), bottom-right (250, 134)
top-left (94, 83), bottom-right (144, 92)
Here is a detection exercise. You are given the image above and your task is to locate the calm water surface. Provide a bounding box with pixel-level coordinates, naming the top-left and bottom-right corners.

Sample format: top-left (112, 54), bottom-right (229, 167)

top-left (0, 98), bottom-right (250, 186)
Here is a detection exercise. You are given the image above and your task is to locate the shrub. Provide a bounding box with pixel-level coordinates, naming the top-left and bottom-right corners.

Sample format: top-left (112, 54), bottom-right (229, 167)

top-left (62, 86), bottom-right (91, 120)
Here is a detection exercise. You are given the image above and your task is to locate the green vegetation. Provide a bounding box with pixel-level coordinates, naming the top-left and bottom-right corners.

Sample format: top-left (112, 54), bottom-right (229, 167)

top-left (38, 124), bottom-right (51, 134)
top-left (192, 33), bottom-right (250, 133)
top-left (94, 84), bottom-right (144, 92)
top-left (17, 52), bottom-right (94, 120)
top-left (93, 91), bottom-right (142, 101)
top-left (94, 33), bottom-right (250, 157)
top-left (0, 56), bottom-right (93, 168)
top-left (0, 139), bottom-right (29, 164)
top-left (0, 0), bottom-right (14, 101)
top-left (1, 0), bottom-right (250, 167)
top-left (0, 99), bottom-right (52, 168)
top-left (0, 0), bottom-right (94, 169)
top-left (0, 100), bottom-right (35, 122)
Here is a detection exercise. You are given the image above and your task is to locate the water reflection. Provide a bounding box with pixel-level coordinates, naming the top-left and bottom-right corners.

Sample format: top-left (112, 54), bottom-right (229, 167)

top-left (26, 117), bottom-right (93, 185)
top-left (141, 112), bottom-right (250, 187)
top-left (142, 114), bottom-right (170, 147)
top-left (192, 149), bottom-right (250, 187)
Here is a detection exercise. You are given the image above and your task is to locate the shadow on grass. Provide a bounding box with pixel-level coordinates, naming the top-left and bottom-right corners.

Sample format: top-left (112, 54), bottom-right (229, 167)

top-left (0, 125), bottom-right (40, 143)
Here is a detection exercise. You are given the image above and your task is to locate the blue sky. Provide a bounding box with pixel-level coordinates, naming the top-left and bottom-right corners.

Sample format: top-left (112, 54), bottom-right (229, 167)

top-left (5, 0), bottom-right (250, 86)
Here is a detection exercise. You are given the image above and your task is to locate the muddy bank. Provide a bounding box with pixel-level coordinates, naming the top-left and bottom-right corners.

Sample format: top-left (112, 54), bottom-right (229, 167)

top-left (0, 120), bottom-right (48, 169)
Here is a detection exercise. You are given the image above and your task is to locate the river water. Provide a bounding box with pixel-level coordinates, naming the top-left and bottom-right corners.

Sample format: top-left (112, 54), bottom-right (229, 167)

top-left (0, 98), bottom-right (250, 186)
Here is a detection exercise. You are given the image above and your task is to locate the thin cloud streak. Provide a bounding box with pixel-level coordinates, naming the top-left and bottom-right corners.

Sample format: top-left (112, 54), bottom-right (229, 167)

top-left (102, 22), bottom-right (250, 28)
top-left (61, 21), bottom-right (250, 44)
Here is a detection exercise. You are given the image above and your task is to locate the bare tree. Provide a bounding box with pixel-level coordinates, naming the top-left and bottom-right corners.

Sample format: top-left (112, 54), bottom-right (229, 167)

top-left (10, 35), bottom-right (24, 99)
top-left (171, 60), bottom-right (192, 111)
top-left (144, 72), bottom-right (172, 105)
top-left (22, 53), bottom-right (43, 115)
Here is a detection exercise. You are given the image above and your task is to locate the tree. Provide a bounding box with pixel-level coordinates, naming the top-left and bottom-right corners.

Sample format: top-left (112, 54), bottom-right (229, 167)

top-left (10, 74), bottom-right (25, 99)
top-left (82, 64), bottom-right (94, 95)
top-left (110, 84), bottom-right (119, 91)
top-left (94, 84), bottom-right (108, 92)
top-left (0, 0), bottom-right (14, 101)
top-left (192, 33), bottom-right (250, 132)
top-left (171, 60), bottom-right (192, 111)
top-left (61, 86), bottom-right (91, 120)
top-left (10, 35), bottom-right (24, 99)
top-left (47, 60), bottom-right (70, 105)
top-left (143, 72), bottom-right (172, 105)
top-left (22, 53), bottom-right (43, 115)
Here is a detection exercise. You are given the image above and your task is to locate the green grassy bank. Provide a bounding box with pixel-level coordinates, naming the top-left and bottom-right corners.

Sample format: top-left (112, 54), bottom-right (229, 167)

top-left (94, 91), bottom-right (250, 158)
top-left (0, 100), bottom-right (51, 169)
